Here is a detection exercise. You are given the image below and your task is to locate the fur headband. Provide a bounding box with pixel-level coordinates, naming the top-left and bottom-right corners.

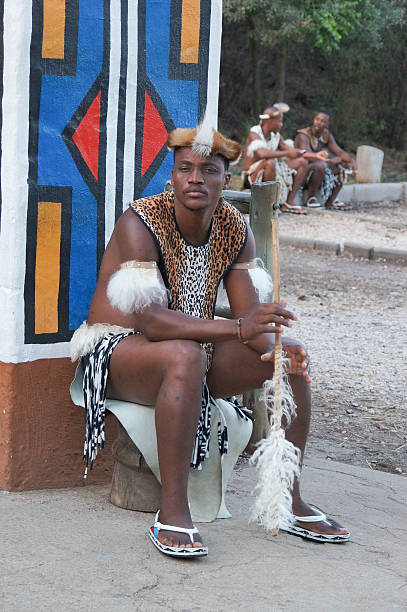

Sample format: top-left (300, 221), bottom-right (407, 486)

top-left (259, 102), bottom-right (290, 120)
top-left (167, 114), bottom-right (241, 163)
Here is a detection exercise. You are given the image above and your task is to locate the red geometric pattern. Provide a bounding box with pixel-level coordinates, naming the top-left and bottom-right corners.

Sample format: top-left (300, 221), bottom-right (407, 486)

top-left (72, 91), bottom-right (101, 180)
top-left (141, 90), bottom-right (168, 176)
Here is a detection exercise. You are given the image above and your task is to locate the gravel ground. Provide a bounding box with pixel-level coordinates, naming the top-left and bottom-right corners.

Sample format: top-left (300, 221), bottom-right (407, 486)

top-left (277, 203), bottom-right (406, 476)
top-left (279, 199), bottom-right (407, 250)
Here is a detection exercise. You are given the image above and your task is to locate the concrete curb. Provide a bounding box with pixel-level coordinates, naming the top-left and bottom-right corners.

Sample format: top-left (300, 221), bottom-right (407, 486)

top-left (280, 233), bottom-right (407, 263)
top-left (292, 181), bottom-right (407, 205)
top-left (339, 181), bottom-right (407, 203)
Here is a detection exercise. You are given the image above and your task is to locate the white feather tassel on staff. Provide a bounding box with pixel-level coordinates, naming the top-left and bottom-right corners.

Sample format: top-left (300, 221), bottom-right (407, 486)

top-left (250, 205), bottom-right (301, 535)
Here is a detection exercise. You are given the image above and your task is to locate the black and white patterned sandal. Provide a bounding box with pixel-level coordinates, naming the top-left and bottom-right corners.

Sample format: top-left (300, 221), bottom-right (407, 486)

top-left (326, 199), bottom-right (352, 211)
top-left (305, 196), bottom-right (322, 208)
top-left (280, 203), bottom-right (307, 215)
top-left (283, 507), bottom-right (350, 543)
top-left (149, 511), bottom-right (208, 558)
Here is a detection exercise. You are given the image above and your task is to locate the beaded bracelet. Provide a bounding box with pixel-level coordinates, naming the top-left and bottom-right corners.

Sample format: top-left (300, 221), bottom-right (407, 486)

top-left (235, 318), bottom-right (248, 344)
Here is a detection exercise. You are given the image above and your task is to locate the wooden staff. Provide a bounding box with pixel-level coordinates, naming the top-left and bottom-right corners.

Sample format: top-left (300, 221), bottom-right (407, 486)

top-left (269, 205), bottom-right (285, 535)
top-left (271, 205), bottom-right (282, 428)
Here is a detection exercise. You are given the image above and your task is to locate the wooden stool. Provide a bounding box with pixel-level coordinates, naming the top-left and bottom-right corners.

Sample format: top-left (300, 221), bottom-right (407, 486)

top-left (110, 421), bottom-right (161, 512)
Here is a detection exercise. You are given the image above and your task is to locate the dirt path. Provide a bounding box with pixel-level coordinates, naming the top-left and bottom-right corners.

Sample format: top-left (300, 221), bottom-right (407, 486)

top-left (279, 245), bottom-right (406, 476)
top-left (279, 200), bottom-right (407, 250)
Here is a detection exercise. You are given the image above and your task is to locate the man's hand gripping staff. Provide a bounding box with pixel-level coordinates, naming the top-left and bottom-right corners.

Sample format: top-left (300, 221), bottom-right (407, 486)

top-left (239, 302), bottom-right (294, 338)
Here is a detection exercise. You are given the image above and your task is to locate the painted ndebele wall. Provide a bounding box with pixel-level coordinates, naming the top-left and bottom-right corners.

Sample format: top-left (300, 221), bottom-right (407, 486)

top-left (0, 0), bottom-right (222, 490)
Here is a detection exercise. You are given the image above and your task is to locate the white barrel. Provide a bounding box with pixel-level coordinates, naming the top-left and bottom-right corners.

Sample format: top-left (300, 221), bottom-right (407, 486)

top-left (356, 145), bottom-right (384, 183)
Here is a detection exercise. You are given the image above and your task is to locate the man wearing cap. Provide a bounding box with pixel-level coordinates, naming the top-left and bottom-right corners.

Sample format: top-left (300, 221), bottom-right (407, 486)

top-left (295, 111), bottom-right (357, 209)
top-left (71, 117), bottom-right (349, 558)
top-left (243, 104), bottom-right (327, 214)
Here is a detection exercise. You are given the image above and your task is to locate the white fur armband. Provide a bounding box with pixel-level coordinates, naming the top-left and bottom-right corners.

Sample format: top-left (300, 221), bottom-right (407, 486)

top-left (247, 138), bottom-right (266, 157)
top-left (231, 259), bottom-right (273, 303)
top-left (107, 261), bottom-right (168, 314)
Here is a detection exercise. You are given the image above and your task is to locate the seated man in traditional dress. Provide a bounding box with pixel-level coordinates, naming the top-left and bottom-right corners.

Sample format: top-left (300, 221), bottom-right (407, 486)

top-left (71, 118), bottom-right (349, 558)
top-left (243, 104), bottom-right (327, 215)
top-left (295, 111), bottom-right (357, 209)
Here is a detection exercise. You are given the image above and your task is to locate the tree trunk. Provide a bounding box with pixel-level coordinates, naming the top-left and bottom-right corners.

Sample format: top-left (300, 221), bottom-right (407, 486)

top-left (275, 38), bottom-right (287, 102)
top-left (249, 19), bottom-right (261, 115)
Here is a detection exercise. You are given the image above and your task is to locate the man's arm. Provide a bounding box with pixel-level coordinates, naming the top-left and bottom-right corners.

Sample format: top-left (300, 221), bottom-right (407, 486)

top-left (253, 147), bottom-right (298, 161)
top-left (223, 227), bottom-right (297, 355)
top-left (327, 133), bottom-right (357, 170)
top-left (224, 226), bottom-right (310, 381)
top-left (247, 133), bottom-right (303, 162)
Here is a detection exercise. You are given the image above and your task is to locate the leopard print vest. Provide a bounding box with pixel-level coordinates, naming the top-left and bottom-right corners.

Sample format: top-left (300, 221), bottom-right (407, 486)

top-left (129, 191), bottom-right (247, 363)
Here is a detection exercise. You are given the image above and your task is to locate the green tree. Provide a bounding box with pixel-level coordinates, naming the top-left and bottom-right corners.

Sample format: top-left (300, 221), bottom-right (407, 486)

top-left (328, 2), bottom-right (407, 150)
top-left (223, 0), bottom-right (395, 108)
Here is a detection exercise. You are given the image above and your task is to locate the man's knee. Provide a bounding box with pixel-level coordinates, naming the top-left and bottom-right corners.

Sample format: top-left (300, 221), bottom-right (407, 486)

top-left (265, 158), bottom-right (276, 171)
top-left (298, 158), bottom-right (308, 170)
top-left (309, 161), bottom-right (326, 176)
top-left (165, 340), bottom-right (207, 378)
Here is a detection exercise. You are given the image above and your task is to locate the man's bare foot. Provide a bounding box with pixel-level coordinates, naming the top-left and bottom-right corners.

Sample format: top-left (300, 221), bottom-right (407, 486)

top-left (292, 502), bottom-right (349, 539)
top-left (156, 511), bottom-right (204, 549)
top-left (149, 510), bottom-right (208, 558)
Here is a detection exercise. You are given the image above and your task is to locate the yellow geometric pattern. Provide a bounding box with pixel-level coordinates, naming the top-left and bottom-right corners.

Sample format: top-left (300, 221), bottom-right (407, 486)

top-left (35, 202), bottom-right (62, 334)
top-left (180, 0), bottom-right (200, 64)
top-left (42, 0), bottom-right (66, 59)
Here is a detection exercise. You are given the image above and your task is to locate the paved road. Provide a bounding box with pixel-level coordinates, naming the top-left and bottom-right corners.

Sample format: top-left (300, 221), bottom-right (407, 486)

top-left (2, 456), bottom-right (407, 611)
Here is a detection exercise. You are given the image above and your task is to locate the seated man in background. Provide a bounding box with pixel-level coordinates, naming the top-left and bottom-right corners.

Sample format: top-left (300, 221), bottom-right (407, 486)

top-left (243, 104), bottom-right (327, 215)
top-left (295, 111), bottom-right (357, 210)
